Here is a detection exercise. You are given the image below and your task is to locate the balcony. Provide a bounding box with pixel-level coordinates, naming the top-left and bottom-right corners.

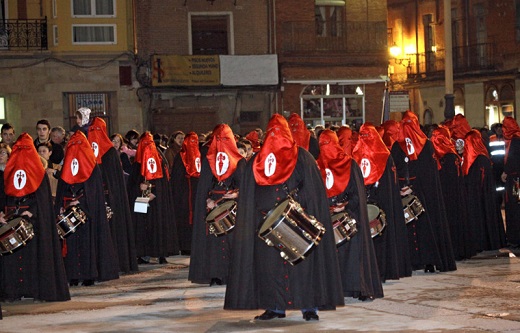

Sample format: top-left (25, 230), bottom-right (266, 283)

top-left (406, 42), bottom-right (497, 78)
top-left (281, 20), bottom-right (387, 55)
top-left (0, 18), bottom-right (48, 51)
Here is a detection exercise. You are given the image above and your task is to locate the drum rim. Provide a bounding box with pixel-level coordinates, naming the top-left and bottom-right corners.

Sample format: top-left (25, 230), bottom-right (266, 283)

top-left (258, 198), bottom-right (291, 235)
top-left (206, 200), bottom-right (237, 220)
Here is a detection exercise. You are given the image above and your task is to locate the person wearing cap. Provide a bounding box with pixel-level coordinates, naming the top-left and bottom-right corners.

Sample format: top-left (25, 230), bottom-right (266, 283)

top-left (224, 114), bottom-right (344, 321)
top-left (71, 107), bottom-right (92, 136)
top-left (55, 130), bottom-right (120, 286)
top-left (189, 124), bottom-right (245, 286)
top-left (88, 117), bottom-right (138, 274)
top-left (0, 133), bottom-right (70, 302)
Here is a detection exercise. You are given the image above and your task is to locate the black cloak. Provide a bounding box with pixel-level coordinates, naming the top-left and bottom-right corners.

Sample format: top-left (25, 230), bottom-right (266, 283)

top-left (99, 147), bottom-right (138, 273)
top-left (366, 157), bottom-right (412, 281)
top-left (189, 150), bottom-right (245, 284)
top-left (438, 153), bottom-right (475, 260)
top-left (0, 175), bottom-right (70, 301)
top-left (55, 166), bottom-right (120, 283)
top-left (391, 141), bottom-right (457, 272)
top-left (504, 137), bottom-right (520, 246)
top-left (171, 153), bottom-right (199, 253)
top-left (334, 161), bottom-right (384, 299)
top-left (224, 147), bottom-right (344, 310)
top-left (127, 158), bottom-right (179, 258)
top-left (464, 155), bottom-right (507, 251)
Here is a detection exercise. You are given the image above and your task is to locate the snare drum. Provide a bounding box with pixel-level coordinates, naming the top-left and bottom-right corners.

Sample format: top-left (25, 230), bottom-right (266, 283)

top-left (56, 205), bottom-right (87, 239)
top-left (331, 212), bottom-right (357, 247)
top-left (258, 198), bottom-right (325, 265)
top-left (402, 194), bottom-right (425, 224)
top-left (367, 204), bottom-right (386, 238)
top-left (206, 200), bottom-right (237, 236)
top-left (0, 217), bottom-right (34, 255)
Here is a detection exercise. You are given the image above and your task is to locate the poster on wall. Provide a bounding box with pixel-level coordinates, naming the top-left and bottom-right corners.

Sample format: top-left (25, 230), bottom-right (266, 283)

top-left (389, 91), bottom-right (410, 113)
top-left (151, 55), bottom-right (220, 87)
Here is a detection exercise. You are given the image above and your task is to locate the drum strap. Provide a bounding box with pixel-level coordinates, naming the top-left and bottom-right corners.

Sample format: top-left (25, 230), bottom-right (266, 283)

top-left (282, 181), bottom-right (302, 199)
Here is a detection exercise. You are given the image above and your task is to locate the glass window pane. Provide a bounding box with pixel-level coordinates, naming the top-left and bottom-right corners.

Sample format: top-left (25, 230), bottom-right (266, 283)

top-left (73, 0), bottom-right (91, 15)
top-left (96, 0), bottom-right (114, 15)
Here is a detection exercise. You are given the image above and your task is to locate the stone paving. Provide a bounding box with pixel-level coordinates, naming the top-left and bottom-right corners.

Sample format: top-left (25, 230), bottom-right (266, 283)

top-left (2, 249), bottom-right (520, 332)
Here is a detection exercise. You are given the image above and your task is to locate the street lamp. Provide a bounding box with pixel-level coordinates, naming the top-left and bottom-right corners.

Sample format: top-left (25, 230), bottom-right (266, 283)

top-left (389, 42), bottom-right (411, 67)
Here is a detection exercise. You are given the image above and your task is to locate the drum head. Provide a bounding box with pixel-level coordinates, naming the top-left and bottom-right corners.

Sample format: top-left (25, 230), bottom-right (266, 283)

top-left (367, 204), bottom-right (380, 221)
top-left (259, 199), bottom-right (290, 234)
top-left (0, 217), bottom-right (24, 232)
top-left (207, 200), bottom-right (236, 220)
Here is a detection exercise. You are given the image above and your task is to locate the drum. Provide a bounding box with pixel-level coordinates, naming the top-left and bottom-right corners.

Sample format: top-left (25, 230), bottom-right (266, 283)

top-left (331, 212), bottom-right (357, 247)
top-left (258, 198), bottom-right (325, 265)
top-left (0, 217), bottom-right (34, 255)
top-left (367, 204), bottom-right (386, 238)
top-left (402, 194), bottom-right (425, 224)
top-left (56, 205), bottom-right (87, 239)
top-left (205, 200), bottom-right (237, 236)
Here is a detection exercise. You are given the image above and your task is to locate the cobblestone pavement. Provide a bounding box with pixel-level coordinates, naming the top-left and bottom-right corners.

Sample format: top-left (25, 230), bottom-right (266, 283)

top-left (2, 249), bottom-right (520, 332)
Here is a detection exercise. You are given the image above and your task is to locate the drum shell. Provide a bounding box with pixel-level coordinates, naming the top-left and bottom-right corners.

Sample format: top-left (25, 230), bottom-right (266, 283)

top-left (258, 198), bottom-right (325, 265)
top-left (56, 205), bottom-right (87, 239)
top-left (0, 217), bottom-right (34, 255)
top-left (402, 194), bottom-right (425, 224)
top-left (331, 212), bottom-right (357, 247)
top-left (205, 200), bottom-right (237, 237)
top-left (367, 204), bottom-right (386, 238)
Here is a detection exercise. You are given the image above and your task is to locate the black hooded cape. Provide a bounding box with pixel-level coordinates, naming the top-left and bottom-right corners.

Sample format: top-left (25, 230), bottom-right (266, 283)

top-left (55, 166), bottom-right (120, 283)
top-left (333, 161), bottom-right (384, 299)
top-left (504, 137), bottom-right (520, 246)
top-left (391, 141), bottom-right (457, 272)
top-left (99, 147), bottom-right (138, 273)
top-left (224, 147), bottom-right (344, 310)
top-left (0, 175), bottom-right (70, 301)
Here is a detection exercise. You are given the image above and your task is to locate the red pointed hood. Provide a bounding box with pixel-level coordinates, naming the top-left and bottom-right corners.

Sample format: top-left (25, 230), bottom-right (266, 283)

top-left (317, 129), bottom-right (351, 198)
top-left (288, 113), bottom-right (310, 151)
top-left (462, 129), bottom-right (489, 176)
top-left (397, 111), bottom-right (427, 161)
top-left (87, 117), bottom-right (113, 164)
top-left (352, 123), bottom-right (390, 185)
top-left (180, 132), bottom-right (201, 178)
top-left (206, 124), bottom-right (243, 182)
top-left (61, 131), bottom-right (97, 184)
top-left (135, 132), bottom-right (165, 180)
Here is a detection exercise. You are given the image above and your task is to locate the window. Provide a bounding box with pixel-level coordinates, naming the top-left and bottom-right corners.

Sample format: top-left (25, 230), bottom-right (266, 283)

top-left (190, 14), bottom-right (231, 55)
top-left (0, 97), bottom-right (5, 120)
top-left (315, 5), bottom-right (343, 37)
top-left (53, 0), bottom-right (58, 18)
top-left (72, 25), bottom-right (116, 44)
top-left (72, 0), bottom-right (115, 17)
top-left (53, 25), bottom-right (58, 46)
top-left (66, 92), bottom-right (111, 131)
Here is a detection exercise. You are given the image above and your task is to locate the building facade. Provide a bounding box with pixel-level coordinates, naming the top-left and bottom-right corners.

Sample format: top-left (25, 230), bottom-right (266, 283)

top-left (0, 0), bottom-right (141, 135)
top-left (388, 0), bottom-right (520, 128)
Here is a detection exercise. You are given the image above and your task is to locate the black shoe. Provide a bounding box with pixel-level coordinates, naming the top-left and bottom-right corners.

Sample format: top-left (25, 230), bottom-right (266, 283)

top-left (137, 257), bottom-right (150, 264)
top-left (158, 257), bottom-right (168, 264)
top-left (424, 264), bottom-right (435, 273)
top-left (254, 310), bottom-right (286, 320)
top-left (69, 279), bottom-right (79, 286)
top-left (180, 250), bottom-right (191, 256)
top-left (82, 279), bottom-right (95, 286)
top-left (209, 278), bottom-right (222, 286)
top-left (302, 311), bottom-right (319, 321)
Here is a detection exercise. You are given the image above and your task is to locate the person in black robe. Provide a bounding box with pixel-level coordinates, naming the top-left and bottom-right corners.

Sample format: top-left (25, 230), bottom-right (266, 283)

top-left (390, 111), bottom-right (456, 273)
top-left (431, 125), bottom-right (475, 260)
top-left (127, 132), bottom-right (178, 263)
top-left (189, 124), bottom-right (245, 286)
top-left (462, 129), bottom-right (507, 252)
top-left (88, 118), bottom-right (138, 273)
top-left (224, 114), bottom-right (344, 321)
top-left (317, 129), bottom-right (384, 300)
top-left (502, 117), bottom-right (520, 247)
top-left (288, 113), bottom-right (320, 158)
top-left (0, 133), bottom-right (70, 302)
top-left (171, 132), bottom-right (201, 255)
top-left (55, 131), bottom-right (120, 286)
top-left (352, 123), bottom-right (412, 281)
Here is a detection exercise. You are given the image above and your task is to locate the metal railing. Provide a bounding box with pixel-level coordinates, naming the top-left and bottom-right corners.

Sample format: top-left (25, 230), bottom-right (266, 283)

top-left (281, 20), bottom-right (387, 54)
top-left (0, 18), bottom-right (48, 50)
top-left (407, 42), bottom-right (497, 76)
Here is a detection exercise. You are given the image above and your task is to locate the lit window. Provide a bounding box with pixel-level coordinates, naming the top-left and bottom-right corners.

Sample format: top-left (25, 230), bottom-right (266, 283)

top-left (0, 97), bottom-right (5, 120)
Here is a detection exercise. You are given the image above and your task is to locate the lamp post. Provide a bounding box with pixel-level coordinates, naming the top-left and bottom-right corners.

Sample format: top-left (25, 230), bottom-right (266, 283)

top-left (444, 0), bottom-right (455, 120)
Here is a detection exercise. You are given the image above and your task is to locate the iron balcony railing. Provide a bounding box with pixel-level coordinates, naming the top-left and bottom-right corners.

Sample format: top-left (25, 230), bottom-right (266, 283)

top-left (0, 17), bottom-right (48, 51)
top-left (282, 20), bottom-right (387, 54)
top-left (407, 42), bottom-right (497, 76)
